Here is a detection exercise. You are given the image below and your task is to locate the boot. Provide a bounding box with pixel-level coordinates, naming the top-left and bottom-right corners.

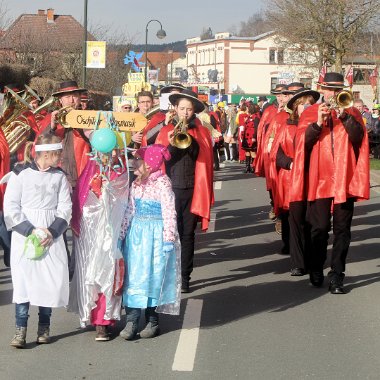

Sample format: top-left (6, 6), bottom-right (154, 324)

top-left (140, 308), bottom-right (159, 339)
top-left (242, 156), bottom-right (251, 173)
top-left (119, 322), bottom-right (138, 340)
top-left (95, 325), bottom-right (110, 341)
top-left (10, 326), bottom-right (27, 348)
top-left (119, 307), bottom-right (140, 340)
top-left (247, 156), bottom-right (253, 173)
top-left (37, 325), bottom-right (51, 344)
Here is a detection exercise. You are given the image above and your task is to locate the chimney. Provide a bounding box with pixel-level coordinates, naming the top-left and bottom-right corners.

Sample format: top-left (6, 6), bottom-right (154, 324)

top-left (37, 9), bottom-right (45, 16)
top-left (47, 8), bottom-right (54, 23)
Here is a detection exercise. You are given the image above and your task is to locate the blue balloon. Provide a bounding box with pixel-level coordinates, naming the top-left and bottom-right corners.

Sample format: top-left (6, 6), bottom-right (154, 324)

top-left (91, 128), bottom-right (117, 153)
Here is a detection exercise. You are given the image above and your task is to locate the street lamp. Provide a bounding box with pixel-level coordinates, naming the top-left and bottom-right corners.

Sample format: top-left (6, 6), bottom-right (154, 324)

top-left (145, 19), bottom-right (166, 83)
top-left (82, 0), bottom-right (88, 88)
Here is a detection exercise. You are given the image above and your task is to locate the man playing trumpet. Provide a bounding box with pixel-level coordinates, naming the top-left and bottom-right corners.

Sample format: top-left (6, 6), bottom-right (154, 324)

top-left (296, 72), bottom-right (369, 294)
top-left (155, 89), bottom-right (213, 293)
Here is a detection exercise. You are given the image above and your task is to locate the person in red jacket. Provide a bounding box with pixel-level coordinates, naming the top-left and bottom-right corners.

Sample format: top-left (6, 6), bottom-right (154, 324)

top-left (38, 81), bottom-right (90, 189)
top-left (303, 72), bottom-right (369, 294)
top-left (241, 103), bottom-right (260, 173)
top-left (155, 89), bottom-right (213, 293)
top-left (270, 88), bottom-right (320, 274)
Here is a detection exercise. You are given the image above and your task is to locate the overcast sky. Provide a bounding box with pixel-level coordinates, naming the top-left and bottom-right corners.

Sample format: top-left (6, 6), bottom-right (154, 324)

top-left (2, 0), bottom-right (265, 43)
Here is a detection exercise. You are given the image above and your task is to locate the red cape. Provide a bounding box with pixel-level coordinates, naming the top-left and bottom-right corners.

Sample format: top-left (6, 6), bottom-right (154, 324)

top-left (155, 118), bottom-right (214, 231)
top-left (254, 104), bottom-right (277, 177)
top-left (269, 119), bottom-right (296, 213)
top-left (38, 113), bottom-right (90, 177)
top-left (262, 110), bottom-right (289, 191)
top-left (291, 104), bottom-right (369, 203)
top-left (141, 111), bottom-right (166, 146)
top-left (0, 128), bottom-right (10, 210)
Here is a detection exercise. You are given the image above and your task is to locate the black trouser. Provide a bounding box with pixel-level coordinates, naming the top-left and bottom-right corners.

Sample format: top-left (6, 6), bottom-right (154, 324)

top-left (280, 210), bottom-right (290, 254)
top-left (173, 187), bottom-right (198, 283)
top-left (289, 201), bottom-right (310, 270)
top-left (306, 198), bottom-right (354, 274)
top-left (213, 144), bottom-right (220, 170)
top-left (223, 142), bottom-right (231, 161)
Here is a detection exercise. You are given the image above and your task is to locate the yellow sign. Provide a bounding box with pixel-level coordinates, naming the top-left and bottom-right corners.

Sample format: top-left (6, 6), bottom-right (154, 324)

top-left (128, 72), bottom-right (145, 83)
top-left (122, 82), bottom-right (151, 96)
top-left (65, 110), bottom-right (147, 132)
top-left (86, 41), bottom-right (106, 68)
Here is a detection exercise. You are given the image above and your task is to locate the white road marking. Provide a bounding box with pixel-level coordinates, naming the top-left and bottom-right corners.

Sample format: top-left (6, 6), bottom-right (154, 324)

top-left (172, 299), bottom-right (203, 372)
top-left (220, 163), bottom-right (225, 168)
top-left (214, 181), bottom-right (222, 190)
top-left (207, 211), bottom-right (217, 233)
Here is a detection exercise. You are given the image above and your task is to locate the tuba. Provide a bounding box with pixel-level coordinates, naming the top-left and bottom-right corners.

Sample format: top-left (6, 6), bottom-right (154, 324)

top-left (1, 88), bottom-right (33, 154)
top-left (171, 117), bottom-right (192, 149)
top-left (327, 90), bottom-right (354, 110)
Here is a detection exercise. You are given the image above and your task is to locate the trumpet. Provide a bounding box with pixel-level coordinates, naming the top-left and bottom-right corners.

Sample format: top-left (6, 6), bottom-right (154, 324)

top-left (171, 117), bottom-right (192, 149)
top-left (326, 90), bottom-right (354, 110)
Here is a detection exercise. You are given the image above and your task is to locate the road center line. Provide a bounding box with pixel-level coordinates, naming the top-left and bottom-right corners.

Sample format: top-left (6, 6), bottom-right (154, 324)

top-left (214, 181), bottom-right (222, 190)
top-left (207, 212), bottom-right (217, 233)
top-left (172, 299), bottom-right (203, 372)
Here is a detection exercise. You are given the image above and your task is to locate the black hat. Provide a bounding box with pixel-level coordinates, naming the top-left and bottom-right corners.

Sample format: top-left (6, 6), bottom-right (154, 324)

top-left (258, 96), bottom-right (267, 102)
top-left (160, 83), bottom-right (186, 95)
top-left (282, 82), bottom-right (305, 94)
top-left (271, 84), bottom-right (286, 94)
top-left (318, 72), bottom-right (348, 89)
top-left (52, 80), bottom-right (87, 97)
top-left (169, 89), bottom-right (205, 113)
top-left (286, 89), bottom-right (320, 110)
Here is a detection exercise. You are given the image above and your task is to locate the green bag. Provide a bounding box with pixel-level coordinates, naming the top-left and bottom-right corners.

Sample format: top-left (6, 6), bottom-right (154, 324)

top-left (23, 234), bottom-right (45, 260)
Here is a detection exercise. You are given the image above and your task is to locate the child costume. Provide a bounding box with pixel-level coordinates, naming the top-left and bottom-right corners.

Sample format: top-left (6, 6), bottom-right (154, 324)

top-left (4, 158), bottom-right (72, 347)
top-left (119, 144), bottom-right (181, 340)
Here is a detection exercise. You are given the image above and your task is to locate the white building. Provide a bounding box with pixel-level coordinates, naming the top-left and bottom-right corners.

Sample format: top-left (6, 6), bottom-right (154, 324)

top-left (185, 31), bottom-right (319, 96)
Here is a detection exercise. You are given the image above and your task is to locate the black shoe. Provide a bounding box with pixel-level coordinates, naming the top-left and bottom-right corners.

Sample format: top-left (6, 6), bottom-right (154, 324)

top-left (328, 272), bottom-right (345, 294)
top-left (309, 271), bottom-right (324, 287)
top-left (181, 280), bottom-right (190, 293)
top-left (291, 268), bottom-right (306, 276)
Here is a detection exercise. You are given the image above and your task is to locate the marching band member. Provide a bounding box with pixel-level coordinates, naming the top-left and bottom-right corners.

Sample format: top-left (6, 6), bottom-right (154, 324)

top-left (270, 88), bottom-right (320, 275)
top-left (294, 72), bottom-right (369, 293)
top-left (155, 89), bottom-right (213, 293)
top-left (38, 80), bottom-right (90, 188)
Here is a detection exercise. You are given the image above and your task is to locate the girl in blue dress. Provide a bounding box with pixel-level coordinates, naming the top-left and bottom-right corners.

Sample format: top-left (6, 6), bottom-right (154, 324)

top-left (119, 144), bottom-right (181, 340)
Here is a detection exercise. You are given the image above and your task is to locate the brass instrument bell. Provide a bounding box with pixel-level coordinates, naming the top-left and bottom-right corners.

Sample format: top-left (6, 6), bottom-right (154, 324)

top-left (171, 117), bottom-right (192, 149)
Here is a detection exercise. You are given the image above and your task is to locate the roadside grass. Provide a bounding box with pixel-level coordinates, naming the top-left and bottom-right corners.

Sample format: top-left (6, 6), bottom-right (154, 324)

top-left (370, 158), bottom-right (380, 170)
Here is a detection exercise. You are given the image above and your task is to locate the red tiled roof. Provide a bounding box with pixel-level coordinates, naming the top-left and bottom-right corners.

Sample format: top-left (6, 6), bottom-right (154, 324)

top-left (0, 10), bottom-right (95, 51)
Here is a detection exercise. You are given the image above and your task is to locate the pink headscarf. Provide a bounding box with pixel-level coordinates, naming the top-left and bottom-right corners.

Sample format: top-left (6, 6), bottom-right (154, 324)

top-left (135, 144), bottom-right (171, 173)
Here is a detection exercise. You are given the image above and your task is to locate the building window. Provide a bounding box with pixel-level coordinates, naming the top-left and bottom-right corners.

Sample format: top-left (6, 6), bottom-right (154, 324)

top-left (277, 50), bottom-right (284, 64)
top-left (269, 49), bottom-right (276, 63)
top-left (270, 77), bottom-right (278, 91)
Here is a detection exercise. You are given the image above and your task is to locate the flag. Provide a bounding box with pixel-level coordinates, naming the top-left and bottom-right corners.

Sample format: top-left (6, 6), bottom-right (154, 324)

top-left (345, 65), bottom-right (354, 88)
top-left (318, 62), bottom-right (327, 83)
top-left (369, 66), bottom-right (378, 89)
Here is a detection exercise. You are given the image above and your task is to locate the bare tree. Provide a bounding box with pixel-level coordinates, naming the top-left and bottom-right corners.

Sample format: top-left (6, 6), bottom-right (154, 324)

top-left (238, 11), bottom-right (272, 37)
top-left (265, 0), bottom-right (380, 71)
top-left (0, 0), bottom-right (10, 30)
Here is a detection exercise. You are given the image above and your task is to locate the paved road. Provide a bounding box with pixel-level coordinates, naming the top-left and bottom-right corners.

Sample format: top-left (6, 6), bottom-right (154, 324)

top-left (0, 163), bottom-right (379, 380)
